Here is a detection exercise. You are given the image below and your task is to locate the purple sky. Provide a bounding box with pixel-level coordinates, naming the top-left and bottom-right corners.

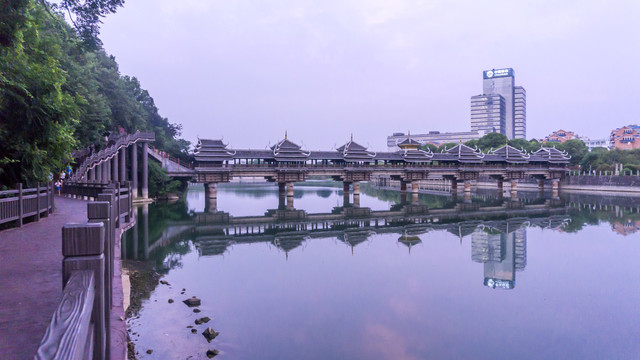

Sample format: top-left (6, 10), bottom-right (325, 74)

top-left (99, 0), bottom-right (640, 150)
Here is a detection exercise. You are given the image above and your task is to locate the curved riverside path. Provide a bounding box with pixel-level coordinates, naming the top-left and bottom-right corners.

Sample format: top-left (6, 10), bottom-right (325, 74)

top-left (0, 195), bottom-right (129, 360)
top-left (0, 196), bottom-right (87, 359)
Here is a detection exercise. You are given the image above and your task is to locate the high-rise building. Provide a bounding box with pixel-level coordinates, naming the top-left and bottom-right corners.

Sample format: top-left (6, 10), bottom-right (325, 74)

top-left (473, 68), bottom-right (526, 139)
top-left (514, 86), bottom-right (526, 139)
top-left (470, 94), bottom-right (506, 135)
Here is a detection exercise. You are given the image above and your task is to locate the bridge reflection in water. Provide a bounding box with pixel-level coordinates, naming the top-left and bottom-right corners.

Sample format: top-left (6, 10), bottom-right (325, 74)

top-left (123, 193), bottom-right (571, 290)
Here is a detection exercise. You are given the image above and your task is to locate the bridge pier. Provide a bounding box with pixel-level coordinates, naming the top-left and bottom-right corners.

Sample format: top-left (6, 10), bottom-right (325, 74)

top-left (112, 152), bottom-right (119, 182)
top-left (278, 183), bottom-right (286, 209)
top-left (497, 179), bottom-right (504, 193)
top-left (102, 161), bottom-right (109, 182)
top-left (343, 182), bottom-right (351, 206)
top-left (552, 179), bottom-right (559, 197)
top-left (131, 143), bottom-right (138, 197)
top-left (205, 182), bottom-right (217, 212)
top-left (286, 182), bottom-right (294, 210)
top-left (464, 181), bottom-right (471, 193)
top-left (411, 181), bottom-right (419, 204)
top-left (119, 147), bottom-right (126, 182)
top-left (353, 181), bottom-right (360, 206)
top-left (510, 181), bottom-right (518, 200)
top-left (142, 142), bottom-right (149, 199)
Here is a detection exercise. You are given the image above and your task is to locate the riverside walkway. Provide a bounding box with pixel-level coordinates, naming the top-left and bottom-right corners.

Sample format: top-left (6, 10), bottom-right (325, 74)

top-left (0, 194), bottom-right (131, 359)
top-left (0, 196), bottom-right (88, 359)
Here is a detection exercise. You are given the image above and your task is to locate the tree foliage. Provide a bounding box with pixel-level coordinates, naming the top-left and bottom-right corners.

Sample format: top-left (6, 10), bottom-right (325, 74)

top-left (477, 133), bottom-right (508, 152)
top-left (0, 1), bottom-right (190, 188)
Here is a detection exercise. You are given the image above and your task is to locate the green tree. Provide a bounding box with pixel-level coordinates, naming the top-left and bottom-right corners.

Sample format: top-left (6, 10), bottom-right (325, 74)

top-left (437, 143), bottom-right (460, 153)
top-left (477, 133), bottom-right (508, 152)
top-left (419, 143), bottom-right (438, 153)
top-left (464, 139), bottom-right (478, 148)
top-left (555, 139), bottom-right (587, 166)
top-left (0, 4), bottom-right (79, 184)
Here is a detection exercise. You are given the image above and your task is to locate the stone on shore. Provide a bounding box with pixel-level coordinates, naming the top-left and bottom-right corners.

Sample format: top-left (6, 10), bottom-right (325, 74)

top-left (206, 349), bottom-right (220, 358)
top-left (183, 296), bottom-right (201, 307)
top-left (202, 327), bottom-right (220, 342)
top-left (195, 316), bottom-right (211, 325)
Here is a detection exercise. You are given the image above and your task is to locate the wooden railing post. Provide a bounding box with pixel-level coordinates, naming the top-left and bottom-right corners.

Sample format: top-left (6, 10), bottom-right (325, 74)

top-left (124, 181), bottom-right (132, 223)
top-left (17, 183), bottom-right (23, 227)
top-left (115, 182), bottom-right (121, 228)
top-left (88, 200), bottom-right (113, 311)
top-left (61, 223), bottom-right (106, 360)
top-left (87, 194), bottom-right (115, 306)
top-left (36, 182), bottom-right (41, 221)
top-left (48, 181), bottom-right (53, 214)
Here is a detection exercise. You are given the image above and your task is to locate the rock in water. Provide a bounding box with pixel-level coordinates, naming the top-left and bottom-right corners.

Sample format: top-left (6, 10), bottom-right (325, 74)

top-left (191, 329), bottom-right (198, 334)
top-left (195, 316), bottom-right (211, 325)
top-left (183, 296), bottom-right (201, 307)
top-left (206, 349), bottom-right (220, 358)
top-left (193, 308), bottom-right (201, 313)
top-left (168, 299), bottom-right (174, 303)
top-left (202, 327), bottom-right (220, 342)
top-left (160, 280), bottom-right (170, 285)
top-left (146, 349), bottom-right (153, 354)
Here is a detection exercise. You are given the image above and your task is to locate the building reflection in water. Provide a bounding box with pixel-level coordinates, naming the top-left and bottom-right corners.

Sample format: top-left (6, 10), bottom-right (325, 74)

top-left (124, 194), bottom-right (578, 290)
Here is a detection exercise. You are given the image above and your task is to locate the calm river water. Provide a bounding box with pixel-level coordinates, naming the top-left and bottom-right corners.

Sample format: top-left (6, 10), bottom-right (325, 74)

top-left (123, 183), bottom-right (640, 360)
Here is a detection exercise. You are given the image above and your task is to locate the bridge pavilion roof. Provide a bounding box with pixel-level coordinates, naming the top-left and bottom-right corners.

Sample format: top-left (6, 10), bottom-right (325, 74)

top-left (530, 147), bottom-right (571, 164)
top-left (399, 148), bottom-right (434, 163)
top-left (438, 144), bottom-right (485, 163)
top-left (485, 145), bottom-right (530, 163)
top-left (336, 138), bottom-right (376, 162)
top-left (339, 229), bottom-right (374, 248)
top-left (194, 139), bottom-right (236, 162)
top-left (396, 137), bottom-right (422, 149)
top-left (270, 136), bottom-right (310, 162)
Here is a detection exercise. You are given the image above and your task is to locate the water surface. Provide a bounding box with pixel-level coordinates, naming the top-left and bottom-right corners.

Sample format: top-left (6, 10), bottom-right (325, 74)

top-left (124, 183), bottom-right (640, 359)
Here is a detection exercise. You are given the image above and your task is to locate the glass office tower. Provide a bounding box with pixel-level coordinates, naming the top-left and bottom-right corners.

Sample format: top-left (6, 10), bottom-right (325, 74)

top-left (478, 68), bottom-right (527, 139)
top-left (514, 86), bottom-right (527, 139)
top-left (470, 93), bottom-right (506, 135)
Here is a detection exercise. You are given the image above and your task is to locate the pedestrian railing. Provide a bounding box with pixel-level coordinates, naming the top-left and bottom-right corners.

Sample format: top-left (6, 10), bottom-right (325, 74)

top-left (36, 182), bottom-right (134, 360)
top-left (0, 182), bottom-right (54, 227)
top-left (70, 131), bottom-right (155, 182)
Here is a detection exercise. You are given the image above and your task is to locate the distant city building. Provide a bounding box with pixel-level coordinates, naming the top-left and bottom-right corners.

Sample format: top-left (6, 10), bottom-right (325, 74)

top-left (610, 125), bottom-right (640, 150)
top-left (474, 68), bottom-right (526, 139)
top-left (470, 94), bottom-right (506, 135)
top-left (543, 129), bottom-right (608, 151)
top-left (582, 138), bottom-right (609, 151)
top-left (543, 129), bottom-right (578, 143)
top-left (389, 67), bottom-right (527, 149)
top-left (387, 131), bottom-right (480, 150)
top-left (514, 86), bottom-right (527, 139)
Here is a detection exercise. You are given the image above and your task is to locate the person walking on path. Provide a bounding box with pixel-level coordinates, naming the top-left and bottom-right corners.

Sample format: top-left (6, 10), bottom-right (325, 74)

top-left (54, 180), bottom-right (61, 195)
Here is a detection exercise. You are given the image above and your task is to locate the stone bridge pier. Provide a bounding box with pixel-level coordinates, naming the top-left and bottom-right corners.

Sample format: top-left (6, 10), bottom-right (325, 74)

top-left (204, 182), bottom-right (218, 212)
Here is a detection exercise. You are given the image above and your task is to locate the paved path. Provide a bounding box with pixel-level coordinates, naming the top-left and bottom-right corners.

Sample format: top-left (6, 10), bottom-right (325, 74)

top-left (0, 196), bottom-right (88, 360)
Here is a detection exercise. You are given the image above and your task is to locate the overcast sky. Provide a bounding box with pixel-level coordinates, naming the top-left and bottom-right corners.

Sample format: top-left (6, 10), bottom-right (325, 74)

top-left (99, 0), bottom-right (640, 151)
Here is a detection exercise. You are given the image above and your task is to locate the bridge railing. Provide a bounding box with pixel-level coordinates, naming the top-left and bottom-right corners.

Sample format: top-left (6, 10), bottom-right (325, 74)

top-left (37, 183), bottom-right (133, 359)
top-left (149, 145), bottom-right (193, 169)
top-left (205, 162), bottom-right (561, 170)
top-left (0, 182), bottom-right (54, 228)
top-left (71, 131), bottom-right (155, 182)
